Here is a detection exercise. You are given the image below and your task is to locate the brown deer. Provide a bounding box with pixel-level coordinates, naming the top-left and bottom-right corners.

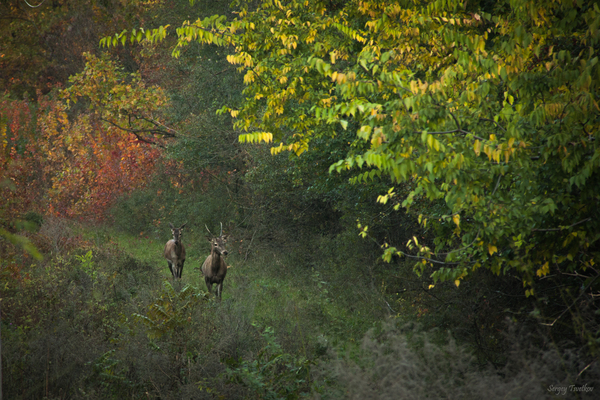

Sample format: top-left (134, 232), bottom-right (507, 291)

top-left (201, 223), bottom-right (229, 299)
top-left (164, 223), bottom-right (187, 279)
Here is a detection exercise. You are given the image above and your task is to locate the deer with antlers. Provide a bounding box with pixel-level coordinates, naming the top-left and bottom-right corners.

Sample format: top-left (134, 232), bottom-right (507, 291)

top-left (201, 223), bottom-right (229, 299)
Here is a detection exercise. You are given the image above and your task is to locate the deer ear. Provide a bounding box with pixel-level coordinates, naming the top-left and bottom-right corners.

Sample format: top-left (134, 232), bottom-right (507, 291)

top-left (169, 222), bottom-right (175, 229)
top-left (206, 237), bottom-right (212, 242)
top-left (222, 235), bottom-right (229, 241)
top-left (180, 223), bottom-right (187, 229)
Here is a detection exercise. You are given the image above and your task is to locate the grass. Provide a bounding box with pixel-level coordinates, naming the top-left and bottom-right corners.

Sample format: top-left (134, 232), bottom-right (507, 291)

top-left (9, 219), bottom-right (597, 399)
top-left (87, 224), bottom-right (385, 348)
top-left (83, 225), bottom-right (217, 285)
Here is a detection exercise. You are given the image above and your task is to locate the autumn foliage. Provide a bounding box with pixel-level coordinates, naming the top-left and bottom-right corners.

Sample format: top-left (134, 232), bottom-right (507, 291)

top-left (0, 97), bottom-right (41, 217)
top-left (1, 68), bottom-right (163, 222)
top-left (39, 94), bottom-right (162, 219)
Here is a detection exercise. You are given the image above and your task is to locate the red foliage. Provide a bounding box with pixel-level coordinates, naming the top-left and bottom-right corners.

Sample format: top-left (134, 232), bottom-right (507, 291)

top-left (0, 97), bottom-right (43, 217)
top-left (0, 92), bottom-right (162, 222)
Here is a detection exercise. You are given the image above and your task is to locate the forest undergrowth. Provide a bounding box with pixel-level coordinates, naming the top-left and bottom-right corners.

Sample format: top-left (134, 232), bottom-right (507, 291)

top-left (2, 216), bottom-right (598, 399)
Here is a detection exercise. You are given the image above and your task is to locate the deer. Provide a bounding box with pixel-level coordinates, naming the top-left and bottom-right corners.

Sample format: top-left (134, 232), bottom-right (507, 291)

top-left (201, 223), bottom-right (229, 299)
top-left (164, 223), bottom-right (187, 279)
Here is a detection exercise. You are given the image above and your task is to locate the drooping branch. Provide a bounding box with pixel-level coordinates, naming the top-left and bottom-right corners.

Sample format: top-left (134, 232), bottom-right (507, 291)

top-left (397, 251), bottom-right (462, 265)
top-left (126, 113), bottom-right (179, 137)
top-left (532, 218), bottom-right (592, 232)
top-left (479, 118), bottom-right (507, 133)
top-left (413, 128), bottom-right (485, 141)
top-left (100, 118), bottom-right (170, 148)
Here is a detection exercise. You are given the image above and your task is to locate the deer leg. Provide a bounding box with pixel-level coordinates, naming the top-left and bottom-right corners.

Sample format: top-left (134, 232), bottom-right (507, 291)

top-left (167, 261), bottom-right (174, 278)
top-left (205, 277), bottom-right (212, 295)
top-left (179, 260), bottom-right (185, 279)
top-left (217, 282), bottom-right (223, 300)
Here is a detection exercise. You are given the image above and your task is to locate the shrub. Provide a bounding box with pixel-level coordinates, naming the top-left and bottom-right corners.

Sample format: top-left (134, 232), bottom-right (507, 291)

top-left (316, 323), bottom-right (600, 400)
top-left (226, 324), bottom-right (313, 400)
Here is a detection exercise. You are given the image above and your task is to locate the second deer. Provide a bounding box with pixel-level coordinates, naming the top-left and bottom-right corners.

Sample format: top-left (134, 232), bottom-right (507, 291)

top-left (201, 223), bottom-right (229, 299)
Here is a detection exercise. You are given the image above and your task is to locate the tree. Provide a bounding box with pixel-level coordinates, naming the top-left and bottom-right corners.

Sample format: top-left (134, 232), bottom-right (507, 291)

top-left (0, 54), bottom-right (166, 221)
top-left (114, 0), bottom-right (600, 293)
top-left (0, 0), bottom-right (151, 98)
top-left (42, 53), bottom-right (168, 219)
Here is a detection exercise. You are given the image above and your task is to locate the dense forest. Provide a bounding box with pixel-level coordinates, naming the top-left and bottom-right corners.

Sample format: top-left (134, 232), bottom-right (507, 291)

top-left (1, 0), bottom-right (599, 398)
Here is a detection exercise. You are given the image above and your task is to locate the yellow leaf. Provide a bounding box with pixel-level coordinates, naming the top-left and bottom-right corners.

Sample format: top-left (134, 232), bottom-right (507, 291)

top-left (454, 279), bottom-right (460, 287)
top-left (492, 149), bottom-right (500, 163)
top-left (243, 71), bottom-right (255, 84)
top-left (536, 261), bottom-right (550, 277)
top-left (488, 244), bottom-right (497, 255)
top-left (452, 214), bottom-right (460, 227)
top-left (428, 284), bottom-right (435, 289)
top-left (261, 132), bottom-right (273, 143)
top-left (474, 140), bottom-right (481, 155)
top-left (483, 145), bottom-right (492, 160)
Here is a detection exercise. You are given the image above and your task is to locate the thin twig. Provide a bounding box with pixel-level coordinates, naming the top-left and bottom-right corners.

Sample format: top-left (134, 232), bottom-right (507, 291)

top-left (479, 118), bottom-right (507, 133)
top-left (399, 251), bottom-right (461, 265)
top-left (244, 228), bottom-right (258, 263)
top-left (578, 361), bottom-right (595, 378)
top-left (24, 0), bottom-right (47, 8)
top-left (491, 175), bottom-right (502, 196)
top-left (435, 229), bottom-right (481, 256)
top-left (101, 118), bottom-right (167, 147)
top-left (540, 274), bottom-right (599, 327)
top-left (448, 110), bottom-right (461, 130)
top-left (414, 128), bottom-right (485, 141)
top-left (384, 299), bottom-right (396, 314)
top-left (532, 218), bottom-right (591, 232)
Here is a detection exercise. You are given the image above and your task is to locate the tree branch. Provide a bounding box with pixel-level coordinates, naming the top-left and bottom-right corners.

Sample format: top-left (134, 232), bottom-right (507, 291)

top-left (479, 118), bottom-right (507, 133)
top-left (100, 118), bottom-right (168, 147)
top-left (541, 273), bottom-right (599, 327)
top-left (413, 128), bottom-right (485, 141)
top-left (398, 251), bottom-right (461, 265)
top-left (127, 114), bottom-right (178, 137)
top-left (532, 218), bottom-right (591, 232)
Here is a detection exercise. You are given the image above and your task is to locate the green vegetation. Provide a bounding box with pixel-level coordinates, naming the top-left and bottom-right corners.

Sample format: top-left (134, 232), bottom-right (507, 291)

top-left (3, 218), bottom-right (598, 398)
top-left (2, 0), bottom-right (600, 398)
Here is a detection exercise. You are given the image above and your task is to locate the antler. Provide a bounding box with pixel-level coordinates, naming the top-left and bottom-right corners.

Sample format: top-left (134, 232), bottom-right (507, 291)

top-left (220, 222), bottom-right (223, 236)
top-left (205, 224), bottom-right (213, 236)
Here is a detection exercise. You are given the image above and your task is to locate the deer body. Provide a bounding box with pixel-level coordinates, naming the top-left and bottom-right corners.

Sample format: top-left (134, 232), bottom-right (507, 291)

top-left (202, 225), bottom-right (229, 299)
top-left (164, 223), bottom-right (186, 279)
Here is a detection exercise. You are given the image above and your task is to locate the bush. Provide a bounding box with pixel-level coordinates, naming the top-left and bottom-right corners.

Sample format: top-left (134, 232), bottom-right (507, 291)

top-left (316, 322), bottom-right (600, 400)
top-left (225, 324), bottom-right (313, 400)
